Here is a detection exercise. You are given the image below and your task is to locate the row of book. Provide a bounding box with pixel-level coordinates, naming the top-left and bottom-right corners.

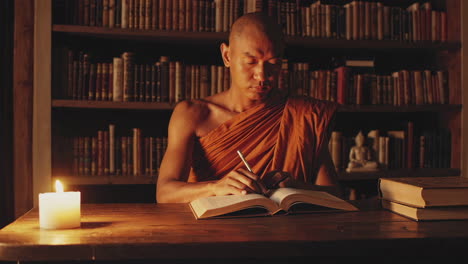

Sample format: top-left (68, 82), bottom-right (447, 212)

top-left (64, 51), bottom-right (230, 102)
top-left (54, 0), bottom-right (255, 32)
top-left (53, 0), bottom-right (447, 42)
top-left (332, 67), bottom-right (449, 106)
top-left (329, 127), bottom-right (452, 172)
top-left (71, 125), bottom-right (167, 177)
top-left (63, 50), bottom-right (449, 106)
top-left (270, 64), bottom-right (448, 106)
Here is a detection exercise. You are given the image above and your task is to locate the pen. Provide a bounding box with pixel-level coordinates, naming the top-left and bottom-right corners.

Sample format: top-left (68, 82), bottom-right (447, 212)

top-left (237, 150), bottom-right (270, 196)
top-left (237, 150), bottom-right (253, 172)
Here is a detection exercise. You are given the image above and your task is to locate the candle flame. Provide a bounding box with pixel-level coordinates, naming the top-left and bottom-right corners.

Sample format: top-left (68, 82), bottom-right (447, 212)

top-left (55, 180), bottom-right (64, 193)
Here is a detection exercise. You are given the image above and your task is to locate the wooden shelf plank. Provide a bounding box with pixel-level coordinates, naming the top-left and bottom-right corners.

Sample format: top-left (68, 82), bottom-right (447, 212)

top-left (338, 168), bottom-right (461, 181)
top-left (53, 176), bottom-right (157, 185)
top-left (337, 104), bottom-right (462, 112)
top-left (54, 169), bottom-right (460, 185)
top-left (52, 99), bottom-right (462, 112)
top-left (52, 25), bottom-right (461, 51)
top-left (52, 100), bottom-right (174, 110)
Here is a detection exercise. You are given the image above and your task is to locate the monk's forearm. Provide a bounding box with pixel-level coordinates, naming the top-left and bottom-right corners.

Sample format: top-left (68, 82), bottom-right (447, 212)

top-left (156, 180), bottom-right (215, 203)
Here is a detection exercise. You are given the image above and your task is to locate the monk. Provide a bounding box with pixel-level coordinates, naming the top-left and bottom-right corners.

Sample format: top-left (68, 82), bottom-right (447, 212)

top-left (156, 12), bottom-right (340, 203)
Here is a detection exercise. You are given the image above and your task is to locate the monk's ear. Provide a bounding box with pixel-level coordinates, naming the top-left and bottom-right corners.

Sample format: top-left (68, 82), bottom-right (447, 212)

top-left (220, 43), bottom-right (230, 67)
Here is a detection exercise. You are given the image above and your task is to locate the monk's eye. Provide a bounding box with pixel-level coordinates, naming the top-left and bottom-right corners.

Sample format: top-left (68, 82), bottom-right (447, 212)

top-left (244, 58), bottom-right (257, 65)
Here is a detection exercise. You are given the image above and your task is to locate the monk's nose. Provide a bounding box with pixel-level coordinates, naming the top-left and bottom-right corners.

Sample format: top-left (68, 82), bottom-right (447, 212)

top-left (254, 63), bottom-right (266, 82)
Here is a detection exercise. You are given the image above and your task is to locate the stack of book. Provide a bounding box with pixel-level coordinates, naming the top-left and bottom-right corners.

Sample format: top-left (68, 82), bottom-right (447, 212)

top-left (379, 176), bottom-right (468, 221)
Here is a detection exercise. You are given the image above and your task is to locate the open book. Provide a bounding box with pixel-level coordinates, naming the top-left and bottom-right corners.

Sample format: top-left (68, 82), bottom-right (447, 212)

top-left (189, 188), bottom-right (359, 219)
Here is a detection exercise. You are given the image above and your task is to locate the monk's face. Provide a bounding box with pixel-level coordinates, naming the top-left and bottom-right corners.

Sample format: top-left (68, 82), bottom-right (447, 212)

top-left (223, 25), bottom-right (283, 101)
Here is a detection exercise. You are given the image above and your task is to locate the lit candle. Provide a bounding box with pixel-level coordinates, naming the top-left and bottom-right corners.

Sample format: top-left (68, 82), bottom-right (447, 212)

top-left (39, 180), bottom-right (81, 229)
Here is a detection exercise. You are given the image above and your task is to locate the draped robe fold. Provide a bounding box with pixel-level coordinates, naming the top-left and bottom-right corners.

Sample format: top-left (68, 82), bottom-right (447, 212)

top-left (188, 96), bottom-right (337, 184)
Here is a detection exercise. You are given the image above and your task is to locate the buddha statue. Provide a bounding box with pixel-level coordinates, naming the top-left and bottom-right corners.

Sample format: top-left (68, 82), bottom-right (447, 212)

top-left (346, 131), bottom-right (379, 172)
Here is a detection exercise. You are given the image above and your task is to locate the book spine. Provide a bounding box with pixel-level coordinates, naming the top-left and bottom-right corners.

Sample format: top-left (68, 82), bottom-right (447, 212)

top-left (113, 57), bottom-right (123, 101)
top-left (109, 124), bottom-right (115, 175)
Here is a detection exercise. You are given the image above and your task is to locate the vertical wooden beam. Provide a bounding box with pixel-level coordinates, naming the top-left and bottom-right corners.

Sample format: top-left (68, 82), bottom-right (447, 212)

top-left (14, 0), bottom-right (34, 218)
top-left (462, 0), bottom-right (468, 177)
top-left (0, 0), bottom-right (14, 227)
top-left (33, 0), bottom-right (52, 206)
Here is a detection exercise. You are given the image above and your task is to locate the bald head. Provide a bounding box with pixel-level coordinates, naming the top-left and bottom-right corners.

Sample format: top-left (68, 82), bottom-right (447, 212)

top-left (229, 12), bottom-right (284, 53)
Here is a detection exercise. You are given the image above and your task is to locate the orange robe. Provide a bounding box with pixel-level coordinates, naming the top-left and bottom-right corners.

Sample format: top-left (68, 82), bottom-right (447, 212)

top-left (188, 95), bottom-right (337, 183)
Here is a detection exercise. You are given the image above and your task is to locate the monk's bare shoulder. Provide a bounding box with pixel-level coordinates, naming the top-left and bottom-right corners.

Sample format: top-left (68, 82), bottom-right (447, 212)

top-left (171, 99), bottom-right (211, 131)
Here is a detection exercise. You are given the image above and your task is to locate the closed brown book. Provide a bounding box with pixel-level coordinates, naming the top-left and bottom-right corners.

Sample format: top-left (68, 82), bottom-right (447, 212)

top-left (158, 0), bottom-right (165, 29)
top-left (192, 0), bottom-right (199, 31)
top-left (133, 128), bottom-right (141, 176)
top-left (379, 177), bottom-right (468, 208)
top-left (175, 61), bottom-right (184, 102)
top-left (184, 64), bottom-right (192, 100)
top-left (89, 0), bottom-right (97, 26)
top-left (102, 63), bottom-right (109, 101)
top-left (127, 136), bottom-right (133, 175)
top-left (95, 63), bottom-right (102, 101)
top-left (151, 0), bottom-right (158, 30)
top-left (66, 50), bottom-right (74, 99)
top-left (169, 61), bottom-right (176, 103)
top-left (87, 63), bottom-right (96, 100)
top-left (103, 0), bottom-right (109, 27)
top-left (109, 0), bottom-right (116, 27)
top-left (134, 64), bottom-right (140, 101)
top-left (112, 57), bottom-right (123, 101)
top-left (122, 52), bottom-right (135, 101)
top-left (91, 136), bottom-right (97, 175)
top-left (77, 53), bottom-right (84, 99)
top-left (145, 64), bottom-right (152, 102)
top-left (198, 0), bottom-right (204, 32)
top-left (382, 199), bottom-right (468, 221)
top-left (166, 0), bottom-right (172, 30)
top-left (185, 0), bottom-right (192, 31)
top-left (145, 0), bottom-right (152, 29)
top-left (103, 130), bottom-right (109, 175)
top-left (97, 130), bottom-right (104, 176)
top-left (109, 124), bottom-right (115, 175)
top-left (121, 136), bottom-right (128, 175)
top-left (178, 0), bottom-right (185, 31)
top-left (139, 64), bottom-right (145, 101)
top-left (121, 0), bottom-right (128, 28)
top-left (138, 0), bottom-right (145, 29)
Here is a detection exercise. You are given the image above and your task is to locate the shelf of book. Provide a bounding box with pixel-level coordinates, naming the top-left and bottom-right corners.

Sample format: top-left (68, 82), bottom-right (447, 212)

top-left (53, 24), bottom-right (461, 51)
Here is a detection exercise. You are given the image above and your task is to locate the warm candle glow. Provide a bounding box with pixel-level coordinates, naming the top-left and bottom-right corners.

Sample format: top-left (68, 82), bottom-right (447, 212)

top-left (39, 179), bottom-right (81, 229)
top-left (55, 180), bottom-right (64, 193)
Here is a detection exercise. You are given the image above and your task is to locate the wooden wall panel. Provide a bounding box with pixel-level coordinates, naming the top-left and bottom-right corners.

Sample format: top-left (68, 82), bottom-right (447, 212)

top-left (13, 0), bottom-right (34, 218)
top-left (0, 0), bottom-right (14, 228)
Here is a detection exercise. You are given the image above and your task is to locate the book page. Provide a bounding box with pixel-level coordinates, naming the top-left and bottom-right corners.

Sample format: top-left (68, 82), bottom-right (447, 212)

top-left (190, 194), bottom-right (280, 219)
top-left (269, 188), bottom-right (358, 212)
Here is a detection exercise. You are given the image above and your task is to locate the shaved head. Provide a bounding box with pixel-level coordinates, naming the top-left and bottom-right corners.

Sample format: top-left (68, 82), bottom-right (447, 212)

top-left (229, 12), bottom-right (284, 55)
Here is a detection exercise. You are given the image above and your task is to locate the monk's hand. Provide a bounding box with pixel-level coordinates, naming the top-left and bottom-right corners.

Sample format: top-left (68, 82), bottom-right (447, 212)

top-left (211, 168), bottom-right (262, 196)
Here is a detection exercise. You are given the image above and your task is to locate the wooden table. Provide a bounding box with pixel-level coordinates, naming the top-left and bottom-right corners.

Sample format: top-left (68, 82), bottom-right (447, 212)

top-left (1, 201), bottom-right (468, 263)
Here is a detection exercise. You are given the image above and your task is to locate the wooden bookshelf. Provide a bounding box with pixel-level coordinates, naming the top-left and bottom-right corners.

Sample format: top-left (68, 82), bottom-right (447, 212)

top-left (39, 0), bottom-right (464, 202)
top-left (53, 24), bottom-right (461, 51)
